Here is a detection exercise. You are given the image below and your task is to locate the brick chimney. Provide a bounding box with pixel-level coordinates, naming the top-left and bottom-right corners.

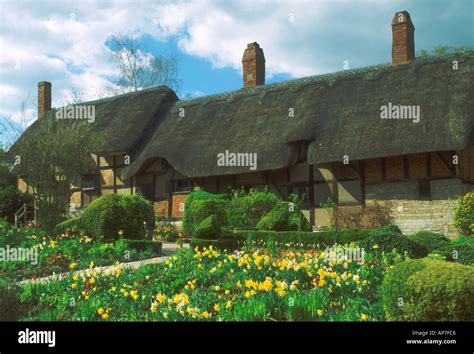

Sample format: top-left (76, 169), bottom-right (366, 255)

top-left (242, 42), bottom-right (265, 87)
top-left (391, 11), bottom-right (415, 64)
top-left (38, 81), bottom-right (52, 119)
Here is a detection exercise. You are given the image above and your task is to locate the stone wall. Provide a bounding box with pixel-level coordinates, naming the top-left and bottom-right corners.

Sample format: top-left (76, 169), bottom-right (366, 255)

top-left (366, 178), bottom-right (470, 238)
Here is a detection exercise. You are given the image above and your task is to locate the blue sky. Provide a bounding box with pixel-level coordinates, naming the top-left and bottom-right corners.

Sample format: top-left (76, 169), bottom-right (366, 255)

top-left (0, 0), bottom-right (473, 146)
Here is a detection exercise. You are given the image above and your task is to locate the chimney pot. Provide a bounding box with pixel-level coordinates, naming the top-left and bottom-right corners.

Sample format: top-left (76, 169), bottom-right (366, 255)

top-left (391, 11), bottom-right (415, 64)
top-left (242, 42), bottom-right (265, 87)
top-left (38, 81), bottom-right (52, 119)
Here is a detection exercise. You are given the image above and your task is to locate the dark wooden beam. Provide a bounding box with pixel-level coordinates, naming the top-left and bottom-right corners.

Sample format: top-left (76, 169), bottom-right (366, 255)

top-left (436, 151), bottom-right (455, 176)
top-left (359, 160), bottom-right (366, 206)
top-left (403, 155), bottom-right (409, 179)
top-left (426, 153), bottom-right (432, 178)
top-left (381, 158), bottom-right (386, 180)
top-left (113, 155), bottom-right (117, 194)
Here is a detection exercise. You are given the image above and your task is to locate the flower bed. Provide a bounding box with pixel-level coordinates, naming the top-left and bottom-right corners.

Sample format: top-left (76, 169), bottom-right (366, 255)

top-left (0, 221), bottom-right (162, 282)
top-left (19, 242), bottom-right (393, 321)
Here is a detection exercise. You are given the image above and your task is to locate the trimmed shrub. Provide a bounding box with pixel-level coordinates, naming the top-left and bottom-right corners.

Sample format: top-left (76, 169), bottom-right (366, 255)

top-left (357, 231), bottom-right (428, 259)
top-left (122, 239), bottom-right (162, 253)
top-left (409, 231), bottom-right (450, 253)
top-left (0, 277), bottom-right (21, 321)
top-left (182, 190), bottom-right (227, 237)
top-left (193, 215), bottom-right (222, 240)
top-left (381, 259), bottom-right (474, 321)
top-left (256, 202), bottom-right (312, 232)
top-left (190, 199), bottom-right (227, 232)
top-left (80, 194), bottom-right (154, 241)
top-left (454, 191), bottom-right (474, 236)
top-left (227, 187), bottom-right (279, 229)
top-left (431, 243), bottom-right (474, 266)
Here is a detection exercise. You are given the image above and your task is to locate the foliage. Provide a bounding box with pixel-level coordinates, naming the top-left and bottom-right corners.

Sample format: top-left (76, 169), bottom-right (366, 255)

top-left (256, 201), bottom-right (311, 232)
top-left (239, 228), bottom-right (373, 247)
top-left (0, 277), bottom-right (21, 320)
top-left (0, 185), bottom-right (32, 223)
top-left (454, 192), bottom-right (473, 236)
top-left (408, 231), bottom-right (449, 253)
top-left (189, 199), bottom-right (228, 235)
top-left (80, 194), bottom-right (154, 241)
top-left (335, 203), bottom-right (391, 229)
top-left (226, 187), bottom-right (279, 229)
top-left (357, 231), bottom-right (428, 259)
top-left (431, 243), bottom-right (474, 266)
top-left (12, 117), bottom-right (96, 231)
top-left (417, 45), bottom-right (473, 57)
top-left (182, 190), bottom-right (226, 237)
top-left (122, 239), bottom-right (162, 253)
top-left (19, 242), bottom-right (392, 321)
top-left (153, 219), bottom-right (179, 241)
top-left (54, 217), bottom-right (81, 235)
top-left (381, 259), bottom-right (474, 321)
top-left (193, 215), bottom-right (222, 240)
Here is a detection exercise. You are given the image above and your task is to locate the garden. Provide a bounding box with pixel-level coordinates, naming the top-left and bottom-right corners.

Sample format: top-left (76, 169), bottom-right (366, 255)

top-left (1, 188), bottom-right (473, 322)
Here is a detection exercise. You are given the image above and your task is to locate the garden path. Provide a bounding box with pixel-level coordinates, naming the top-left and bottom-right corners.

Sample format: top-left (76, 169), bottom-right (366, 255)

top-left (17, 242), bottom-right (190, 286)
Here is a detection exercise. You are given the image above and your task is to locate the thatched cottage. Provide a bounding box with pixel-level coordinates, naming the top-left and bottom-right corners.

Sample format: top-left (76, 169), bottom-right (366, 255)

top-left (15, 11), bottom-right (474, 237)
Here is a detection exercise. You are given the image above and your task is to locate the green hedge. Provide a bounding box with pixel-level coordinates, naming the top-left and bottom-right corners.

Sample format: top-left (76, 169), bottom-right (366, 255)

top-left (190, 237), bottom-right (244, 252)
top-left (80, 194), bottom-right (154, 241)
top-left (239, 228), bottom-right (373, 246)
top-left (189, 199), bottom-right (227, 234)
top-left (357, 231), bottom-right (428, 258)
top-left (431, 243), bottom-right (474, 265)
top-left (408, 231), bottom-right (450, 253)
top-left (182, 190), bottom-right (227, 237)
top-left (381, 258), bottom-right (474, 321)
top-left (122, 239), bottom-right (162, 253)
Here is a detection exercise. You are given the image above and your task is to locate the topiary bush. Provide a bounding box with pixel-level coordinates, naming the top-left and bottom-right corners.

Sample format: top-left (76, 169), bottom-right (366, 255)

top-left (357, 231), bottom-right (428, 259)
top-left (182, 190), bottom-right (227, 237)
top-left (381, 258), bottom-right (474, 321)
top-left (227, 187), bottom-right (279, 229)
top-left (256, 201), bottom-right (312, 232)
top-left (454, 191), bottom-right (474, 236)
top-left (80, 194), bottom-right (154, 241)
top-left (409, 231), bottom-right (450, 253)
top-left (193, 214), bottom-right (222, 240)
top-left (0, 277), bottom-right (21, 321)
top-left (190, 199), bottom-right (227, 232)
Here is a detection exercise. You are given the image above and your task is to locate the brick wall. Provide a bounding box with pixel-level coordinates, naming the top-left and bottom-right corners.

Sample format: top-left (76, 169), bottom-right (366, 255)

top-left (171, 194), bottom-right (188, 218)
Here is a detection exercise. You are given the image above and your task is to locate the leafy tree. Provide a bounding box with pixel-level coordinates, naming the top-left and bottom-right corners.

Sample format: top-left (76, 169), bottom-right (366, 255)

top-left (417, 45), bottom-right (473, 57)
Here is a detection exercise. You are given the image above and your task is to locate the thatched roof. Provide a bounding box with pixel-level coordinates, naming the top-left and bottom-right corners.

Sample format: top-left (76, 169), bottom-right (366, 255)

top-left (123, 51), bottom-right (474, 179)
top-left (11, 86), bottom-right (177, 158)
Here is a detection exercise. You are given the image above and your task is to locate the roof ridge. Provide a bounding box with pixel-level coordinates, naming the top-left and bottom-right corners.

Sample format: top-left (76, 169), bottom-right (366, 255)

top-left (175, 51), bottom-right (474, 108)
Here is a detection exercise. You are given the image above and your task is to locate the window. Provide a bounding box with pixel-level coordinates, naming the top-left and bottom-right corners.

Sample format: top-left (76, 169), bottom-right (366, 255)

top-left (173, 179), bottom-right (194, 193)
top-left (419, 181), bottom-right (431, 200)
top-left (297, 142), bottom-right (308, 162)
top-left (81, 175), bottom-right (97, 190)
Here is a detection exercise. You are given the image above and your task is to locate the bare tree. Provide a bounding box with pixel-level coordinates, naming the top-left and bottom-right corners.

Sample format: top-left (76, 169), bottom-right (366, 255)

top-left (11, 113), bottom-right (97, 231)
top-left (108, 33), bottom-right (181, 94)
